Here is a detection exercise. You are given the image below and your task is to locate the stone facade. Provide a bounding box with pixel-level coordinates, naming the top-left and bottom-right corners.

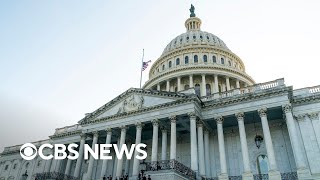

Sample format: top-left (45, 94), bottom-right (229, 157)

top-left (1, 5), bottom-right (320, 180)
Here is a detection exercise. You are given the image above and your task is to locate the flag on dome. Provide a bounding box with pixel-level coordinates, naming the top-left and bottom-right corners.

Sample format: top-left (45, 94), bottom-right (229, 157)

top-left (142, 60), bottom-right (151, 71)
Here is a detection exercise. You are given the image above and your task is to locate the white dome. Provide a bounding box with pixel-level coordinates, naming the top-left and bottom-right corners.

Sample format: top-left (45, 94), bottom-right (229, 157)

top-left (162, 31), bottom-right (230, 56)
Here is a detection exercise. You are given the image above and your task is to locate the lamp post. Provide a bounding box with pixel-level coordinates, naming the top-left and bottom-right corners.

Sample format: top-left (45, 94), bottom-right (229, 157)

top-left (255, 135), bottom-right (264, 149)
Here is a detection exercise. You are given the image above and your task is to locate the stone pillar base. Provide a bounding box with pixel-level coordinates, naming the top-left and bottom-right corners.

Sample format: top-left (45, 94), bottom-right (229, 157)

top-left (242, 172), bottom-right (254, 180)
top-left (268, 170), bottom-right (281, 180)
top-left (218, 173), bottom-right (229, 180)
top-left (297, 167), bottom-right (312, 180)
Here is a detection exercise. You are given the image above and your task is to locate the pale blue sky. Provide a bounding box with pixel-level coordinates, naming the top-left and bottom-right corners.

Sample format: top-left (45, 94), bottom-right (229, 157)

top-left (0, 0), bottom-right (319, 151)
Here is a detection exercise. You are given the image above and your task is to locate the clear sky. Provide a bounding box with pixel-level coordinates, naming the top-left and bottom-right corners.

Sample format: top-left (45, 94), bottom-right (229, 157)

top-left (0, 0), bottom-right (319, 152)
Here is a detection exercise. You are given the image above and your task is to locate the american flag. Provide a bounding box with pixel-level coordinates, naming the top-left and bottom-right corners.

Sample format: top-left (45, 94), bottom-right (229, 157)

top-left (142, 60), bottom-right (151, 71)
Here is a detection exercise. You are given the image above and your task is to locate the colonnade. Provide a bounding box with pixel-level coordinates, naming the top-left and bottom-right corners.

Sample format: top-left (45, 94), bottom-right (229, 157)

top-left (155, 74), bottom-right (244, 96)
top-left (41, 104), bottom-right (308, 180)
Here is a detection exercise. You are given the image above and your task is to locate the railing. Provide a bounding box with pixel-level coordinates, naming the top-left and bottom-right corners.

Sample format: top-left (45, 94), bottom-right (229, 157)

top-left (146, 160), bottom-right (196, 179)
top-left (199, 172), bottom-right (297, 180)
top-left (202, 78), bottom-right (285, 102)
top-left (2, 139), bottom-right (50, 153)
top-left (54, 124), bottom-right (81, 135)
top-left (293, 85), bottom-right (320, 97)
top-left (34, 172), bottom-right (79, 180)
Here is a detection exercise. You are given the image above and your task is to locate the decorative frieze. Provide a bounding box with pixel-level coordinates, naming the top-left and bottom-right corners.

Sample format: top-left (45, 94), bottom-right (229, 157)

top-left (308, 112), bottom-right (319, 120)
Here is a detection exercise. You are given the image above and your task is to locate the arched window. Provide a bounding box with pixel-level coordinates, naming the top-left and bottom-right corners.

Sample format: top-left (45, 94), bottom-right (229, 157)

top-left (162, 64), bottom-right (165, 70)
top-left (184, 84), bottom-right (190, 90)
top-left (206, 84), bottom-right (211, 96)
top-left (221, 58), bottom-right (225, 64)
top-left (169, 61), bottom-right (172, 68)
top-left (213, 56), bottom-right (217, 63)
top-left (185, 56), bottom-right (189, 64)
top-left (257, 155), bottom-right (269, 175)
top-left (228, 61), bottom-right (231, 66)
top-left (176, 58), bottom-right (180, 65)
top-left (195, 84), bottom-right (201, 96)
top-left (203, 55), bottom-right (208, 63)
top-left (194, 55), bottom-right (198, 63)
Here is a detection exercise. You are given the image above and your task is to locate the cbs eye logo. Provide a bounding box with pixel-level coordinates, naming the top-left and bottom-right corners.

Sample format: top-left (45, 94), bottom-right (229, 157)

top-left (20, 143), bottom-right (37, 160)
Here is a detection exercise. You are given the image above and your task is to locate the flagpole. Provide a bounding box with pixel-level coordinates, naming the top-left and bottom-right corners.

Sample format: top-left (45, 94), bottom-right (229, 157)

top-left (139, 49), bottom-right (144, 88)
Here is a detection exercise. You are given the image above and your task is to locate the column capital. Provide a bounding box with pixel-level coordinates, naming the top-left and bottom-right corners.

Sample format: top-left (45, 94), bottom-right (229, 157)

top-left (197, 120), bottom-right (204, 127)
top-left (294, 114), bottom-right (306, 121)
top-left (235, 112), bottom-right (245, 121)
top-left (80, 134), bottom-right (87, 139)
top-left (282, 104), bottom-right (292, 113)
top-left (169, 115), bottom-right (177, 123)
top-left (308, 112), bottom-right (319, 120)
top-left (92, 131), bottom-right (99, 137)
top-left (188, 112), bottom-right (197, 119)
top-left (135, 122), bottom-right (144, 130)
top-left (120, 125), bottom-right (128, 132)
top-left (106, 128), bottom-right (112, 135)
top-left (152, 119), bottom-right (159, 126)
top-left (258, 107), bottom-right (268, 117)
top-left (215, 115), bottom-right (224, 124)
top-left (160, 126), bottom-right (168, 132)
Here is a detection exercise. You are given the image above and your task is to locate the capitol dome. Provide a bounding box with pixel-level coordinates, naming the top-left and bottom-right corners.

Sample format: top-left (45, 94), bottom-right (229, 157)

top-left (143, 6), bottom-right (255, 96)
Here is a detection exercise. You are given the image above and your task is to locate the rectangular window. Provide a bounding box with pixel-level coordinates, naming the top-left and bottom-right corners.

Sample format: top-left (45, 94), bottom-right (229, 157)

top-left (5, 165), bottom-right (8, 170)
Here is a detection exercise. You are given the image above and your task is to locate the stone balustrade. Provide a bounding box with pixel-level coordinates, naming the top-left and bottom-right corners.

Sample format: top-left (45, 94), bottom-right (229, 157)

top-left (201, 78), bottom-right (285, 102)
top-left (293, 85), bottom-right (320, 97)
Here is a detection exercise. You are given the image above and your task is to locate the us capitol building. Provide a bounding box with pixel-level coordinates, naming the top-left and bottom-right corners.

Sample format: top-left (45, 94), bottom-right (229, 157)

top-left (1, 5), bottom-right (320, 180)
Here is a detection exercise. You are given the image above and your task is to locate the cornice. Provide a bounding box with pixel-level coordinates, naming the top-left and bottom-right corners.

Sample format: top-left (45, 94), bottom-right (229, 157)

top-left (49, 130), bottom-right (82, 140)
top-left (292, 94), bottom-right (320, 106)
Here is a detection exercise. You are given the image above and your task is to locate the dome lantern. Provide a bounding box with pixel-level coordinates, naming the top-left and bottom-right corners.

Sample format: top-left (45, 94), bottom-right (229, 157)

top-left (185, 4), bottom-right (202, 31)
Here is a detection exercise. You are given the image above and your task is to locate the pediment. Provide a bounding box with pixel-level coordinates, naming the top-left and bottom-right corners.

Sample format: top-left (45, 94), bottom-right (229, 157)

top-left (78, 88), bottom-right (193, 124)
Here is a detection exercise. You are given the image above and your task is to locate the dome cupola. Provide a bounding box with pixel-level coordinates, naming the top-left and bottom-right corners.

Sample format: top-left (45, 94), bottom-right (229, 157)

top-left (143, 5), bottom-right (255, 96)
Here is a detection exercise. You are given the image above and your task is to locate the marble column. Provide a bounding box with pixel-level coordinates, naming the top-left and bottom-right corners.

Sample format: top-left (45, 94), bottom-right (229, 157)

top-left (132, 122), bottom-right (143, 177)
top-left (282, 104), bottom-right (312, 179)
top-left (124, 142), bottom-right (132, 176)
top-left (215, 116), bottom-right (228, 180)
top-left (258, 108), bottom-right (281, 179)
top-left (236, 79), bottom-right (240, 88)
top-left (201, 74), bottom-right (206, 96)
top-left (100, 128), bottom-right (112, 178)
top-left (214, 75), bottom-right (219, 93)
top-left (226, 77), bottom-right (230, 91)
top-left (166, 80), bottom-right (170, 92)
top-left (189, 75), bottom-right (194, 88)
top-left (197, 121), bottom-right (206, 176)
top-left (157, 83), bottom-right (160, 91)
top-left (64, 155), bottom-right (73, 176)
top-left (161, 127), bottom-right (168, 161)
top-left (204, 130), bottom-right (211, 178)
top-left (44, 150), bottom-right (53, 172)
top-left (74, 134), bottom-right (86, 178)
top-left (177, 77), bottom-right (181, 91)
top-left (87, 131), bottom-right (99, 179)
top-left (308, 112), bottom-right (320, 148)
top-left (189, 113), bottom-right (198, 172)
top-left (151, 119), bottom-right (159, 162)
top-left (116, 126), bottom-right (127, 178)
top-left (170, 116), bottom-right (177, 160)
top-left (235, 112), bottom-right (253, 180)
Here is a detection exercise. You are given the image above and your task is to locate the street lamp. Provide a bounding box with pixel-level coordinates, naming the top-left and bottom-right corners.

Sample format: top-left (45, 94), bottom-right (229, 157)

top-left (255, 135), bottom-right (264, 149)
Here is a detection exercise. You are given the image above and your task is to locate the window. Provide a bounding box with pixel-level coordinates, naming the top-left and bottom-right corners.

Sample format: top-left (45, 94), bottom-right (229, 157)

top-left (169, 61), bottom-right (172, 68)
top-left (25, 162), bottom-right (29, 168)
top-left (257, 155), bottom-right (269, 175)
top-left (184, 84), bottom-right (190, 90)
top-left (194, 55), bottom-right (198, 63)
top-left (176, 58), bottom-right (180, 65)
top-left (200, 35), bottom-right (203, 40)
top-left (186, 36), bottom-right (189, 41)
top-left (13, 164), bottom-right (17, 169)
top-left (203, 55), bottom-right (207, 63)
top-left (193, 35), bottom-right (196, 40)
top-left (162, 64), bottom-right (165, 70)
top-left (206, 84), bottom-right (211, 96)
top-left (228, 61), bottom-right (231, 66)
top-left (212, 56), bottom-right (216, 63)
top-left (206, 36), bottom-right (210, 40)
top-left (185, 56), bottom-right (189, 64)
top-left (221, 58), bottom-right (225, 64)
top-left (5, 165), bottom-right (8, 170)
top-left (195, 84), bottom-right (201, 96)
top-left (37, 160), bottom-right (42, 167)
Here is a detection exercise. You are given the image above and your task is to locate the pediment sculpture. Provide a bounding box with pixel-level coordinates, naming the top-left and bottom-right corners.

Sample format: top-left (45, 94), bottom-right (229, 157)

top-left (117, 95), bottom-right (144, 114)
